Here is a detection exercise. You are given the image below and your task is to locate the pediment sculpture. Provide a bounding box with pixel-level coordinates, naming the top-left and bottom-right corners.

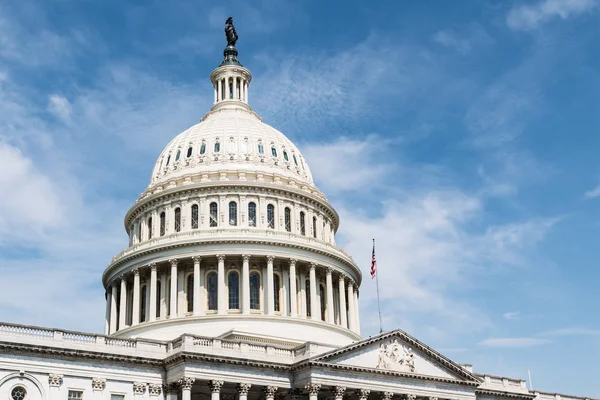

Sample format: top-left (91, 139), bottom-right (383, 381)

top-left (375, 339), bottom-right (416, 373)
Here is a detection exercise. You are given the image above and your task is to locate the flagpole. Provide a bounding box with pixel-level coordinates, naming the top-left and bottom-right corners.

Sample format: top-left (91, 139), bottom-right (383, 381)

top-left (373, 238), bottom-right (383, 333)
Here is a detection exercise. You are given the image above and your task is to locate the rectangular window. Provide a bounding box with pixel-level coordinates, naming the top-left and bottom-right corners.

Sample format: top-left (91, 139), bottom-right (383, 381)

top-left (191, 204), bottom-right (199, 229)
top-left (111, 396), bottom-right (125, 400)
top-left (68, 391), bottom-right (83, 400)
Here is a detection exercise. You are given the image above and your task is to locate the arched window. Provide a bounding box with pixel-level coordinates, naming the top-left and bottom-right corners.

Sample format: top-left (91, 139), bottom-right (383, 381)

top-left (273, 274), bottom-right (281, 312)
top-left (186, 146), bottom-right (193, 157)
top-left (300, 212), bottom-right (306, 236)
top-left (200, 142), bottom-right (206, 154)
top-left (228, 271), bottom-right (240, 309)
top-left (214, 141), bottom-right (221, 153)
top-left (293, 154), bottom-right (298, 166)
top-left (271, 146), bottom-right (278, 157)
top-left (313, 216), bottom-right (317, 238)
top-left (191, 204), bottom-right (199, 229)
top-left (187, 275), bottom-right (194, 312)
top-left (210, 202), bottom-right (218, 227)
top-left (140, 285), bottom-right (147, 322)
top-left (175, 149), bottom-right (181, 161)
top-left (320, 284), bottom-right (326, 321)
top-left (159, 212), bottom-right (166, 236)
top-left (283, 151), bottom-right (289, 161)
top-left (229, 201), bottom-right (237, 226)
top-left (258, 143), bottom-right (264, 154)
top-left (166, 155), bottom-right (171, 166)
top-left (174, 207), bottom-right (181, 232)
top-left (306, 279), bottom-right (311, 317)
top-left (207, 272), bottom-right (218, 311)
top-left (250, 271), bottom-right (260, 310)
top-left (267, 204), bottom-right (275, 229)
top-left (284, 207), bottom-right (291, 232)
top-left (248, 202), bottom-right (257, 227)
top-left (148, 217), bottom-right (153, 239)
top-left (156, 280), bottom-right (161, 318)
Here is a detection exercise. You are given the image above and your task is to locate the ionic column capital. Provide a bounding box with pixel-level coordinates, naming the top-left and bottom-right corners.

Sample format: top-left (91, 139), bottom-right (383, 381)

top-left (209, 380), bottom-right (224, 393)
top-left (178, 377), bottom-right (195, 390)
top-left (237, 383), bottom-right (252, 395)
top-left (133, 382), bottom-right (146, 395)
top-left (305, 383), bottom-right (321, 395)
top-left (48, 374), bottom-right (63, 387)
top-left (169, 259), bottom-right (178, 267)
top-left (191, 256), bottom-right (201, 264)
top-left (358, 389), bottom-right (371, 400)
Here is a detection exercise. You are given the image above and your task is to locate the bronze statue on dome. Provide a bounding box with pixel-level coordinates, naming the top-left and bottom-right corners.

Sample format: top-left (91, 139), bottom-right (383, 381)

top-left (225, 17), bottom-right (238, 47)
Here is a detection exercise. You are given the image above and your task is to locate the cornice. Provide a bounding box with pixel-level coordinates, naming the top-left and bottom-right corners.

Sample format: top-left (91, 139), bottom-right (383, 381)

top-left (476, 389), bottom-right (536, 399)
top-left (164, 351), bottom-right (292, 370)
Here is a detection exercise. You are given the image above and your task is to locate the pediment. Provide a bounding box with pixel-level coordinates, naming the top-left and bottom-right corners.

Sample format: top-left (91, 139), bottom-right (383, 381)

top-left (311, 329), bottom-right (479, 383)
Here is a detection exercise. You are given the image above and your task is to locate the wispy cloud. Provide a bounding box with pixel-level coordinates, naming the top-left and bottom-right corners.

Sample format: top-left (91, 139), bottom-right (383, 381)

top-left (583, 183), bottom-right (600, 199)
top-left (479, 337), bottom-right (552, 348)
top-left (433, 30), bottom-right (473, 54)
top-left (507, 0), bottom-right (597, 31)
top-left (503, 311), bottom-right (521, 320)
top-left (48, 95), bottom-right (73, 125)
top-left (539, 327), bottom-right (600, 336)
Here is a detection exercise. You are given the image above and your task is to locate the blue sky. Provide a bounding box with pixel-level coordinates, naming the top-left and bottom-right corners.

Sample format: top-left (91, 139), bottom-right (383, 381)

top-left (0, 0), bottom-right (599, 396)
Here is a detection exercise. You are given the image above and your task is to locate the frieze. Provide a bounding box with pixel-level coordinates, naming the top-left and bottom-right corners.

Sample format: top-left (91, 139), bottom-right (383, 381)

top-left (91, 377), bottom-right (106, 391)
top-left (133, 382), bottom-right (146, 395)
top-left (48, 374), bottom-right (63, 387)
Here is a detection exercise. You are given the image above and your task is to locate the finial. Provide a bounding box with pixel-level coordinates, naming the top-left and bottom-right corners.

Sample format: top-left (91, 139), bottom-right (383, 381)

top-left (222, 17), bottom-right (241, 66)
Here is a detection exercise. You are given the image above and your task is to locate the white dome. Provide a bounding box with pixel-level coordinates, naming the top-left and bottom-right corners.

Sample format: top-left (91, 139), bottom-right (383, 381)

top-left (149, 106), bottom-right (314, 189)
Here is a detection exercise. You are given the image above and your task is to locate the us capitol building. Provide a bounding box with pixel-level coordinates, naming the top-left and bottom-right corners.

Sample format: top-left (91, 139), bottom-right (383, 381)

top-left (0, 18), bottom-right (594, 400)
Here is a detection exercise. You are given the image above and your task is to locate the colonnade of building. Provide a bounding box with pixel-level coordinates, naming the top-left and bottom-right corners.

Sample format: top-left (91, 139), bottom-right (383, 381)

top-left (213, 74), bottom-right (249, 104)
top-left (105, 255), bottom-right (360, 335)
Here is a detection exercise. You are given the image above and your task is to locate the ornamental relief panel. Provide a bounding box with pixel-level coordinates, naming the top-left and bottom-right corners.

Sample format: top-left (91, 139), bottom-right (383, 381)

top-left (375, 339), bottom-right (416, 373)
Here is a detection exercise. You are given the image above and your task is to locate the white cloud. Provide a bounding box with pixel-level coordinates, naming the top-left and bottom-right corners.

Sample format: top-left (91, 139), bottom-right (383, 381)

top-left (433, 30), bottom-right (472, 54)
top-left (503, 311), bottom-right (521, 320)
top-left (539, 327), bottom-right (600, 336)
top-left (583, 183), bottom-right (600, 199)
top-left (507, 0), bottom-right (597, 31)
top-left (478, 337), bottom-right (552, 348)
top-left (48, 95), bottom-right (72, 124)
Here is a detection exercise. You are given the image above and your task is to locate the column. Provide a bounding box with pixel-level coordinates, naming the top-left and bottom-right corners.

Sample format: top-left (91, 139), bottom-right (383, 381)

top-left (177, 266), bottom-right (185, 316)
top-left (299, 270), bottom-right (307, 318)
top-left (305, 383), bottom-right (320, 400)
top-left (289, 259), bottom-right (297, 317)
top-left (217, 79), bottom-right (222, 102)
top-left (338, 275), bottom-right (348, 329)
top-left (165, 383), bottom-right (178, 400)
top-left (325, 268), bottom-right (335, 324)
top-left (91, 378), bottom-right (106, 400)
top-left (149, 263), bottom-right (157, 322)
top-left (309, 263), bottom-right (318, 320)
top-left (282, 267), bottom-right (289, 316)
top-left (348, 281), bottom-right (356, 332)
top-left (237, 383), bottom-right (251, 400)
top-left (179, 377), bottom-right (195, 400)
top-left (217, 255), bottom-right (226, 314)
top-left (119, 276), bottom-right (127, 329)
top-left (242, 255), bottom-right (250, 314)
top-left (110, 282), bottom-right (118, 334)
top-left (333, 387), bottom-right (346, 400)
top-left (245, 81), bottom-right (249, 103)
top-left (133, 382), bottom-right (146, 400)
top-left (266, 255), bottom-right (275, 315)
top-left (169, 259), bottom-right (178, 318)
top-left (354, 286), bottom-right (361, 334)
top-left (264, 386), bottom-right (278, 400)
top-left (193, 256), bottom-right (202, 316)
top-left (132, 268), bottom-right (141, 325)
top-left (160, 273), bottom-right (167, 318)
top-left (48, 374), bottom-right (63, 398)
top-left (358, 389), bottom-right (371, 400)
top-left (104, 288), bottom-right (111, 335)
top-left (233, 76), bottom-right (237, 100)
top-left (209, 380), bottom-right (224, 400)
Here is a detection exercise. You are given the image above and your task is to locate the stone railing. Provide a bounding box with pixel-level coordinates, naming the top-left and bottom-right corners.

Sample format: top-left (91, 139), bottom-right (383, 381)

top-left (477, 374), bottom-right (529, 394)
top-left (109, 228), bottom-right (356, 266)
top-left (533, 391), bottom-right (596, 400)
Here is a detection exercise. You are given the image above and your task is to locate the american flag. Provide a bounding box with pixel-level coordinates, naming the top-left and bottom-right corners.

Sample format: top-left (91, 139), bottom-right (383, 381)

top-left (370, 241), bottom-right (377, 279)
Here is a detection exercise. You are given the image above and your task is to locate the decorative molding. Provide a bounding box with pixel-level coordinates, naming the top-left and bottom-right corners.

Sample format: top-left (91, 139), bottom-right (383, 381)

top-left (237, 383), bottom-right (251, 395)
top-left (48, 374), bottom-right (63, 387)
top-left (148, 383), bottom-right (162, 396)
top-left (91, 377), bottom-right (106, 391)
top-left (381, 392), bottom-right (394, 400)
top-left (305, 383), bottom-right (321, 396)
top-left (133, 382), bottom-right (146, 395)
top-left (209, 380), bottom-right (224, 393)
top-left (358, 389), bottom-right (371, 400)
top-left (179, 377), bottom-right (195, 390)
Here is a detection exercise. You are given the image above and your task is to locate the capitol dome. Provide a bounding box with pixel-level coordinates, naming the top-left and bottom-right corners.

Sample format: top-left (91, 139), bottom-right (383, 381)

top-left (102, 34), bottom-right (362, 348)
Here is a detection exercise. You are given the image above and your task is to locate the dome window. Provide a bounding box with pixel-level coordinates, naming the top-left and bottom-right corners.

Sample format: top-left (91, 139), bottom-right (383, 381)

top-left (248, 202), bottom-right (257, 227)
top-left (271, 146), bottom-right (277, 157)
top-left (207, 272), bottom-right (218, 310)
top-left (312, 216), bottom-right (317, 238)
top-left (175, 150), bottom-right (181, 161)
top-left (267, 204), bottom-right (275, 229)
top-left (200, 143), bottom-right (206, 154)
top-left (148, 217), bottom-right (153, 239)
top-left (283, 151), bottom-right (289, 161)
top-left (209, 202), bottom-right (218, 227)
top-left (293, 154), bottom-right (298, 166)
top-left (214, 141), bottom-right (221, 153)
top-left (273, 274), bottom-right (281, 312)
top-left (11, 387), bottom-right (26, 400)
top-left (186, 146), bottom-right (193, 158)
top-left (258, 143), bottom-right (264, 154)
top-left (228, 271), bottom-right (240, 309)
top-left (191, 204), bottom-right (199, 229)
top-left (229, 201), bottom-right (238, 226)
top-left (300, 211), bottom-right (306, 236)
top-left (250, 271), bottom-right (260, 310)
top-left (187, 275), bottom-right (194, 312)
top-left (166, 155), bottom-right (171, 166)
top-left (160, 212), bottom-right (166, 236)
top-left (284, 207), bottom-right (291, 232)
top-left (174, 207), bottom-right (181, 232)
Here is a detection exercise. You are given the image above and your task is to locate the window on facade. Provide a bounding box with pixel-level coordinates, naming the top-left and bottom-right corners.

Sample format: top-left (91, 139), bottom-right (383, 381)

top-left (187, 146), bottom-right (193, 157)
top-left (306, 279), bottom-right (311, 317)
top-left (258, 143), bottom-right (264, 154)
top-left (175, 149), bottom-right (181, 161)
top-left (284, 207), bottom-right (291, 232)
top-left (187, 275), bottom-right (194, 312)
top-left (68, 390), bottom-right (83, 400)
top-left (267, 204), bottom-right (275, 229)
top-left (159, 212), bottom-right (166, 236)
top-left (312, 216), bottom-right (317, 238)
top-left (283, 151), bottom-right (289, 161)
top-left (141, 285), bottom-right (147, 322)
top-left (209, 202), bottom-right (218, 227)
top-left (273, 274), bottom-right (281, 312)
top-left (200, 143), bottom-right (206, 154)
top-left (214, 141), bottom-right (221, 153)
top-left (300, 212), bottom-right (306, 236)
top-left (11, 387), bottom-right (26, 400)
top-left (320, 284), bottom-right (326, 321)
top-left (248, 202), bottom-right (257, 227)
top-left (148, 217), bottom-right (153, 239)
top-left (228, 271), bottom-right (240, 309)
top-left (166, 155), bottom-right (171, 166)
top-left (271, 146), bottom-right (277, 157)
top-left (111, 396), bottom-right (125, 400)
top-left (207, 272), bottom-right (218, 311)
top-left (229, 201), bottom-right (237, 226)
top-left (174, 207), bottom-right (181, 232)
top-left (293, 154), bottom-right (298, 166)
top-left (250, 271), bottom-right (260, 310)
top-left (156, 280), bottom-right (161, 318)
top-left (191, 204), bottom-right (199, 229)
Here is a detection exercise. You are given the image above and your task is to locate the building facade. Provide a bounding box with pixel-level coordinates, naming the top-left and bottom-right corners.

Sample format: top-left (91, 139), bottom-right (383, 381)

top-left (0, 21), bottom-right (595, 400)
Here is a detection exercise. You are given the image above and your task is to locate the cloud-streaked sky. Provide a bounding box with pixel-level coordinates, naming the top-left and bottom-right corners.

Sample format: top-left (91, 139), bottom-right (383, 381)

top-left (1, 0), bottom-right (599, 396)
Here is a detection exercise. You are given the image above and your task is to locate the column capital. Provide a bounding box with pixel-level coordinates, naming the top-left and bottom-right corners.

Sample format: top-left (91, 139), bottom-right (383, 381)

top-left (326, 267), bottom-right (333, 275)
top-left (119, 273), bottom-right (126, 281)
top-left (91, 378), bottom-right (106, 391)
top-left (338, 273), bottom-right (347, 282)
top-left (264, 386), bottom-right (278, 397)
top-left (242, 254), bottom-right (251, 261)
top-left (266, 255), bottom-right (275, 263)
top-left (209, 380), bottom-right (224, 393)
top-left (289, 258), bottom-right (297, 266)
top-left (149, 263), bottom-right (157, 271)
top-left (48, 374), bottom-right (63, 387)
top-left (309, 262), bottom-right (316, 271)
top-left (164, 382), bottom-right (179, 394)
top-left (216, 254), bottom-right (226, 262)
top-left (331, 386), bottom-right (346, 397)
top-left (133, 268), bottom-right (140, 276)
top-left (148, 383), bottom-right (162, 396)
top-left (192, 256), bottom-right (202, 264)
top-left (358, 389), bottom-right (371, 400)
top-left (381, 392), bottom-right (394, 400)
top-left (237, 383), bottom-right (252, 395)
top-left (305, 383), bottom-right (321, 396)
top-left (133, 382), bottom-right (146, 395)
top-left (428, 397), bottom-right (438, 400)
top-left (402, 395), bottom-right (417, 400)
top-left (178, 377), bottom-right (195, 390)
top-left (169, 258), bottom-right (178, 267)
